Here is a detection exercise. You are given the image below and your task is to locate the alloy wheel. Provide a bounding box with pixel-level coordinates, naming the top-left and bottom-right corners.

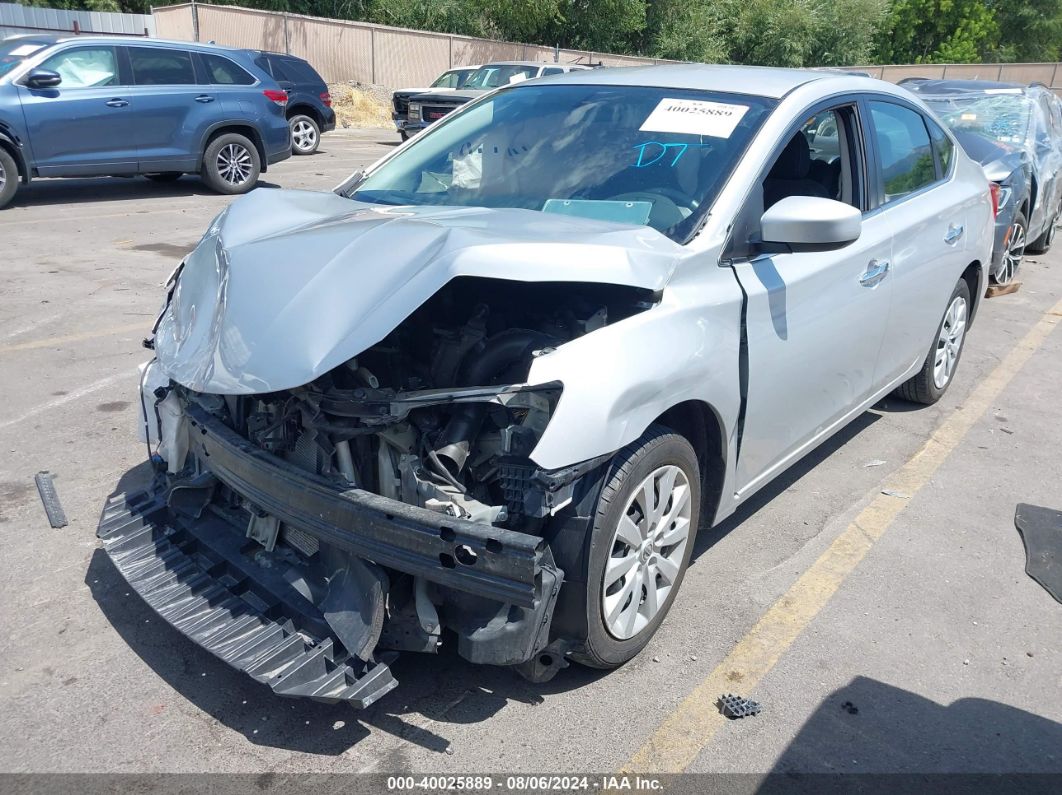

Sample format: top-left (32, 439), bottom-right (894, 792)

top-left (291, 119), bottom-right (318, 153)
top-left (602, 464), bottom-right (692, 640)
top-left (997, 221), bottom-right (1025, 285)
top-left (0, 159), bottom-right (6, 193)
top-left (216, 143), bottom-right (253, 186)
top-left (933, 295), bottom-right (968, 389)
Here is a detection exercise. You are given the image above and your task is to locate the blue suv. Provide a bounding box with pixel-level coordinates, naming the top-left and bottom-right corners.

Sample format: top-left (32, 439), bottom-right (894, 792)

top-left (0, 35), bottom-right (292, 209)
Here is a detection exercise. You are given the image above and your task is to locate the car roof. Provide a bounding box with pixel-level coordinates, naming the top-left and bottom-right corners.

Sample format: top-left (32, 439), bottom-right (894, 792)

top-left (8, 34), bottom-right (250, 55)
top-left (537, 63), bottom-right (845, 100)
top-left (479, 60), bottom-right (583, 69)
top-left (901, 78), bottom-right (1029, 96)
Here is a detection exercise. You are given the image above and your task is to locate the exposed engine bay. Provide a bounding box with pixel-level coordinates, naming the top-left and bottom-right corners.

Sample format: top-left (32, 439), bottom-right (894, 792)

top-left (190, 277), bottom-right (651, 530)
top-left (121, 276), bottom-right (655, 701)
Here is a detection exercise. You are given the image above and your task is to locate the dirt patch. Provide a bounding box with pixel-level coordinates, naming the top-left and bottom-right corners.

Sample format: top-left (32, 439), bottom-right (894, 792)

top-left (329, 82), bottom-right (392, 129)
top-left (130, 242), bottom-right (196, 258)
top-left (97, 401), bottom-right (130, 413)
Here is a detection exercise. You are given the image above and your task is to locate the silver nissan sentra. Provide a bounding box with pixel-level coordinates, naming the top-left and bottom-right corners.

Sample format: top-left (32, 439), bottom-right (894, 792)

top-left (100, 65), bottom-right (993, 707)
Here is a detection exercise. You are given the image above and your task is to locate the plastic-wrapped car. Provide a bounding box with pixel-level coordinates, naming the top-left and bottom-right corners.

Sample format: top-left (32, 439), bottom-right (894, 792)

top-left (903, 78), bottom-right (1062, 284)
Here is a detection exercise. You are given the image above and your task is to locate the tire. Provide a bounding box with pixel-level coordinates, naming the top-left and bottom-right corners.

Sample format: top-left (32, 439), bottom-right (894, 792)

top-left (200, 133), bottom-right (261, 195)
top-left (144, 172), bottom-right (182, 183)
top-left (0, 147), bottom-right (19, 210)
top-left (571, 425), bottom-right (701, 669)
top-left (993, 211), bottom-right (1026, 285)
top-left (895, 278), bottom-right (971, 405)
top-left (1027, 207), bottom-right (1058, 254)
top-left (289, 114), bottom-right (320, 155)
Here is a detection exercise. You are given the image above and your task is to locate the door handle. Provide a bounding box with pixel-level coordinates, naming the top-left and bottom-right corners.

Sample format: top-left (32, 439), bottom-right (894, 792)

top-left (859, 259), bottom-right (890, 287)
top-left (194, 95), bottom-right (215, 103)
top-left (944, 224), bottom-right (964, 244)
top-left (105, 98), bottom-right (128, 108)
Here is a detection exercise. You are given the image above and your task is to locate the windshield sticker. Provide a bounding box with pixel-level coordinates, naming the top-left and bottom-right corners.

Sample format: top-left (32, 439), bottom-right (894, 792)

top-left (9, 44), bottom-right (45, 57)
top-left (640, 98), bottom-right (749, 138)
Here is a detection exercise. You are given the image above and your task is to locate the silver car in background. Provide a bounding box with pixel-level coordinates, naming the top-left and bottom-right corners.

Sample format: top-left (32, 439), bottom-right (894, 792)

top-left (99, 65), bottom-right (992, 708)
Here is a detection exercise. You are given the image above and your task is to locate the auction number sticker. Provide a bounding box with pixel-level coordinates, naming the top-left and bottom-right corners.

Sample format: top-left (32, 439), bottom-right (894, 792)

top-left (639, 98), bottom-right (749, 138)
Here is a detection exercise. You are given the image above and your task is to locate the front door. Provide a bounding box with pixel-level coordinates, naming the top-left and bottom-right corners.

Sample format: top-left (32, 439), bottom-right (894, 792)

top-left (17, 44), bottom-right (135, 176)
top-left (732, 103), bottom-right (894, 495)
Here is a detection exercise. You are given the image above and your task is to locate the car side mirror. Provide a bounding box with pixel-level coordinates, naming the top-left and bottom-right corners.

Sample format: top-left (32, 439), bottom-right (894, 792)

top-left (24, 69), bottom-right (62, 89)
top-left (760, 196), bottom-right (862, 252)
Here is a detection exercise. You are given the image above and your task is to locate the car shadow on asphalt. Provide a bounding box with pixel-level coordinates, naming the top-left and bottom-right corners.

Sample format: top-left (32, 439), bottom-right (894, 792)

top-left (87, 463), bottom-right (609, 757)
top-left (759, 675), bottom-right (1062, 783)
top-left (9, 177), bottom-right (282, 209)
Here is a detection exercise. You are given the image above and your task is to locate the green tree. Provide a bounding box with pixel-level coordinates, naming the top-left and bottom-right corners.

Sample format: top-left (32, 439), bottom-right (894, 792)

top-left (989, 0), bottom-right (1062, 63)
top-left (874, 0), bottom-right (998, 64)
top-left (642, 0), bottom-right (726, 62)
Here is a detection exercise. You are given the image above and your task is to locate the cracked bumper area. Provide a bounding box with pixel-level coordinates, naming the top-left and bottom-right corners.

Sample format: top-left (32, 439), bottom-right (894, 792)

top-left (97, 490), bottom-right (398, 707)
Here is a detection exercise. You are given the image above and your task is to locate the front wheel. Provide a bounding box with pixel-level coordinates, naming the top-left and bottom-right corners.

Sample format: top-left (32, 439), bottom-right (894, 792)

top-left (572, 425), bottom-right (700, 669)
top-left (994, 211), bottom-right (1025, 285)
top-left (0, 148), bottom-right (19, 209)
top-left (289, 114), bottom-right (320, 155)
top-left (895, 277), bottom-right (971, 405)
top-left (200, 133), bottom-right (261, 195)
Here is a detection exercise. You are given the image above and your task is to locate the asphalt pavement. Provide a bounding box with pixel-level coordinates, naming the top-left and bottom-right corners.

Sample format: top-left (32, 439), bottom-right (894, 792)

top-left (0, 129), bottom-right (1060, 777)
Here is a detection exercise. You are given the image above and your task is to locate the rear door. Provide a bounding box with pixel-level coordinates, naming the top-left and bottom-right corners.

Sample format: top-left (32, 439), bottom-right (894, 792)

top-left (732, 100), bottom-right (894, 495)
top-left (864, 98), bottom-right (971, 384)
top-left (16, 44), bottom-right (135, 175)
top-left (123, 45), bottom-right (204, 171)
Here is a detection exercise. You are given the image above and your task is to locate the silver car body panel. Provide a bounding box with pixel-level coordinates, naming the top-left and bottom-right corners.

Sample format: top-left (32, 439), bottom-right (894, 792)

top-left (153, 66), bottom-right (994, 526)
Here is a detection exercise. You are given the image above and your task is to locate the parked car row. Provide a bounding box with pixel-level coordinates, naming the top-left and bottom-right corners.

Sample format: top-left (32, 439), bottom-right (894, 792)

top-left (900, 78), bottom-right (1062, 285)
top-left (0, 34), bottom-right (335, 209)
top-left (393, 60), bottom-right (593, 140)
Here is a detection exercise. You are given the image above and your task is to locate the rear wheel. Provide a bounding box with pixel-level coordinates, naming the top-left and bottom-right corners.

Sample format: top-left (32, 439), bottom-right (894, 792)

top-left (571, 425), bottom-right (700, 669)
top-left (200, 133), bottom-right (261, 195)
top-left (994, 211), bottom-right (1026, 285)
top-left (895, 278), bottom-right (971, 405)
top-left (289, 114), bottom-right (320, 155)
top-left (0, 148), bottom-right (19, 209)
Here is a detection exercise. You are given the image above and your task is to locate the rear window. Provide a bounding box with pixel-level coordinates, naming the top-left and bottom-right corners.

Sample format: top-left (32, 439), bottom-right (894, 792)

top-left (275, 57), bottom-right (322, 84)
top-left (201, 53), bottom-right (255, 86)
top-left (129, 47), bottom-right (195, 86)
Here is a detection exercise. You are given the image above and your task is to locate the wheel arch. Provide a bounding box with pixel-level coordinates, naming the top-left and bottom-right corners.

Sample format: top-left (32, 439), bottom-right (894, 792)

top-left (651, 399), bottom-right (727, 527)
top-left (200, 123), bottom-right (269, 173)
top-left (961, 260), bottom-right (984, 323)
top-left (287, 103), bottom-right (322, 126)
top-left (0, 132), bottom-right (29, 184)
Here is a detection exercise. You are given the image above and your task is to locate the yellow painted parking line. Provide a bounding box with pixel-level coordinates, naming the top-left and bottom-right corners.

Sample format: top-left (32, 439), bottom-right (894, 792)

top-left (624, 296), bottom-right (1062, 774)
top-left (0, 322), bottom-right (147, 354)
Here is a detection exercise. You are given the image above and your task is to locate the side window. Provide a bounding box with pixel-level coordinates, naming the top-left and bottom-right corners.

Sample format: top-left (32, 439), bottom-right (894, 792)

top-left (763, 106), bottom-right (861, 210)
top-left (129, 47), bottom-right (195, 86)
top-left (869, 101), bottom-right (936, 203)
top-left (254, 56), bottom-right (272, 76)
top-left (542, 67), bottom-right (564, 76)
top-left (281, 59), bottom-right (321, 83)
top-left (37, 47), bottom-right (118, 88)
top-left (201, 53), bottom-right (255, 86)
top-left (926, 119), bottom-right (954, 176)
top-left (432, 72), bottom-right (458, 88)
top-left (269, 57), bottom-right (291, 82)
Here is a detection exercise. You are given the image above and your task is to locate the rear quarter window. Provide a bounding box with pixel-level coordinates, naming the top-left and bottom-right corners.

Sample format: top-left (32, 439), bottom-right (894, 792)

top-left (201, 53), bottom-right (255, 86)
top-left (278, 58), bottom-right (323, 84)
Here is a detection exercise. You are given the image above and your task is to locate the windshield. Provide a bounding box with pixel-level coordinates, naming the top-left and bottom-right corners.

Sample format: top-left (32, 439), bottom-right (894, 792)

top-left (0, 39), bottom-right (47, 78)
top-left (465, 65), bottom-right (540, 90)
top-left (921, 92), bottom-right (1033, 148)
top-left (352, 84), bottom-right (775, 242)
top-left (431, 69), bottom-right (475, 89)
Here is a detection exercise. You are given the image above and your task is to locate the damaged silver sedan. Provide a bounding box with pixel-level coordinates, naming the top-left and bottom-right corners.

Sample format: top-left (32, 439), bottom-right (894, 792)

top-left (99, 65), bottom-right (994, 707)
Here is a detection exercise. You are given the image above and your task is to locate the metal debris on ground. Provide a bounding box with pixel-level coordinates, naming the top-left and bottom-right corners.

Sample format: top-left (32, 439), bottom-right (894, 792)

top-left (34, 471), bottom-right (68, 528)
top-left (863, 459), bottom-right (886, 468)
top-left (718, 693), bottom-right (761, 719)
top-left (881, 489), bottom-right (911, 499)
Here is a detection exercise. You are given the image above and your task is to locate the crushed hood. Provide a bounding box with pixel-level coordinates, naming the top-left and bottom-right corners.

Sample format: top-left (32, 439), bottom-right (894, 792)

top-left (153, 188), bottom-right (683, 395)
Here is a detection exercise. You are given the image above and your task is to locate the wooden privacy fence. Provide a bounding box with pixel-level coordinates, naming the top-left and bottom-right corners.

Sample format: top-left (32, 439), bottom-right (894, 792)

top-left (151, 3), bottom-right (1062, 94)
